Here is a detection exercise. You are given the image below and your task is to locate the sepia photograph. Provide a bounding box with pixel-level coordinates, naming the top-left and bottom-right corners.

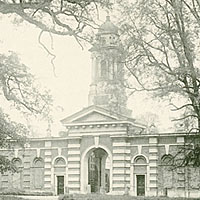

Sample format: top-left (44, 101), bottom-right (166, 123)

top-left (0, 0), bottom-right (200, 199)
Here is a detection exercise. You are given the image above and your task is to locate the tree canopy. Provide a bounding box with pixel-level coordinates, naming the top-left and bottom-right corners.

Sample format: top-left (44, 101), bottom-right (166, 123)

top-left (0, 0), bottom-right (111, 43)
top-left (0, 52), bottom-right (52, 173)
top-left (0, 108), bottom-right (27, 174)
top-left (118, 0), bottom-right (200, 167)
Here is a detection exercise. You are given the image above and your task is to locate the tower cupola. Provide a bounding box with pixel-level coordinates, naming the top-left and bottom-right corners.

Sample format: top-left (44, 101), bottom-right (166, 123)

top-left (92, 16), bottom-right (119, 50)
top-left (88, 17), bottom-right (131, 116)
top-left (98, 16), bottom-right (118, 35)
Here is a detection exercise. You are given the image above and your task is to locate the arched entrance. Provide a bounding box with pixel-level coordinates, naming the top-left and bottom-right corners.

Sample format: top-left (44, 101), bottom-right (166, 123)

top-left (81, 146), bottom-right (112, 194)
top-left (88, 148), bottom-right (109, 193)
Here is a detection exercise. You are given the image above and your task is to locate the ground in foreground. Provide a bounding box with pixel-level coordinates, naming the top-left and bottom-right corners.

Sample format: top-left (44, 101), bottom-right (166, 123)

top-left (0, 194), bottom-right (199, 200)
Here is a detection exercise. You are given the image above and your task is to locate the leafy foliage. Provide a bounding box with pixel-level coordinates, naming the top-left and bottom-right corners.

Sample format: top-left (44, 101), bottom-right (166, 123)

top-left (0, 52), bottom-right (52, 173)
top-left (117, 0), bottom-right (200, 167)
top-left (0, 155), bottom-right (18, 174)
top-left (0, 52), bottom-right (52, 116)
top-left (0, 109), bottom-right (26, 149)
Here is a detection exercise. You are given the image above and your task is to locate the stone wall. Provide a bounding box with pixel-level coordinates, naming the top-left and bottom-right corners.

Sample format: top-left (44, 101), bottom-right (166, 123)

top-left (0, 134), bottom-right (200, 197)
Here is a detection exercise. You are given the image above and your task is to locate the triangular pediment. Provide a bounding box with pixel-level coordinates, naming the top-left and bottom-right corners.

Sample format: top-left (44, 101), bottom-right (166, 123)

top-left (61, 105), bottom-right (127, 124)
top-left (73, 111), bottom-right (117, 122)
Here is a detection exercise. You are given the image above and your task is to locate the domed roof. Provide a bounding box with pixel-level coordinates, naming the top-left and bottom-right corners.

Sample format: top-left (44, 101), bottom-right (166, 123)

top-left (98, 16), bottom-right (118, 35)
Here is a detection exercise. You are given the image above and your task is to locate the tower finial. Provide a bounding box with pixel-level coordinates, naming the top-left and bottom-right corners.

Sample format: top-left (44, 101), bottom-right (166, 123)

top-left (106, 15), bottom-right (110, 21)
top-left (106, 10), bottom-right (110, 21)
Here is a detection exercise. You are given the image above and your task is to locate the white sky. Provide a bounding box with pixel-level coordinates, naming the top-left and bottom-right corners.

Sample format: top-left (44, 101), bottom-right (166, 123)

top-left (0, 14), bottom-right (176, 136)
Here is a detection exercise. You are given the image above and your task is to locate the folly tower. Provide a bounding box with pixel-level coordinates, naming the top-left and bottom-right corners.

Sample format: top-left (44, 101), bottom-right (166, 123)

top-left (88, 16), bottom-right (131, 116)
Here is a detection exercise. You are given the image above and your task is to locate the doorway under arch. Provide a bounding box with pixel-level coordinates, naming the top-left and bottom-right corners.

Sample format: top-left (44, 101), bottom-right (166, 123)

top-left (81, 146), bottom-right (112, 194)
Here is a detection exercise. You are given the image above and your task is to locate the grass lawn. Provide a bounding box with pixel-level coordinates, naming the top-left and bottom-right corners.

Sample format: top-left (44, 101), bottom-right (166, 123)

top-left (0, 196), bottom-right (24, 200)
top-left (0, 194), bottom-right (200, 200)
top-left (72, 194), bottom-right (200, 200)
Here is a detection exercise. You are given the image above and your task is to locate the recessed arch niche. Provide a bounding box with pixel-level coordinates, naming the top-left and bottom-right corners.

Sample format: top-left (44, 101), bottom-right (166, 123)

top-left (12, 158), bottom-right (23, 189)
top-left (33, 157), bottom-right (44, 189)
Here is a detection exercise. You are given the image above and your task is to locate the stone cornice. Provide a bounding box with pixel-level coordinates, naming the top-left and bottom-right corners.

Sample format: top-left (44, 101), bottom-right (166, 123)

top-left (127, 132), bottom-right (192, 138)
top-left (28, 136), bottom-right (82, 141)
top-left (65, 120), bottom-right (145, 130)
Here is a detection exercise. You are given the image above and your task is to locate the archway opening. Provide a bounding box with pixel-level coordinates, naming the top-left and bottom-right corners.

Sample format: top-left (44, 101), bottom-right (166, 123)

top-left (87, 148), bottom-right (110, 193)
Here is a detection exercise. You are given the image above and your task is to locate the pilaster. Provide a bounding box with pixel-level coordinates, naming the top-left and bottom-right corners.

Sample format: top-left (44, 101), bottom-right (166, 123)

top-left (112, 139), bottom-right (131, 194)
top-left (22, 148), bottom-right (31, 190)
top-left (44, 141), bottom-right (52, 191)
top-left (67, 139), bottom-right (81, 193)
top-left (148, 137), bottom-right (159, 196)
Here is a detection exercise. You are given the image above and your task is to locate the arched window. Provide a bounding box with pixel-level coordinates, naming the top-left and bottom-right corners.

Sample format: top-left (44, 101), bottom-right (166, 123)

top-left (33, 157), bottom-right (44, 189)
top-left (12, 158), bottom-right (22, 170)
top-left (34, 158), bottom-right (44, 168)
top-left (54, 157), bottom-right (66, 173)
top-left (134, 156), bottom-right (147, 165)
top-left (100, 60), bottom-right (108, 78)
top-left (161, 154), bottom-right (173, 166)
top-left (132, 155), bottom-right (148, 174)
top-left (54, 157), bottom-right (66, 166)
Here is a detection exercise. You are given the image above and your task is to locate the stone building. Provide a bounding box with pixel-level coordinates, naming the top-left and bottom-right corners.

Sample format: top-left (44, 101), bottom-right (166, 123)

top-left (0, 17), bottom-right (200, 198)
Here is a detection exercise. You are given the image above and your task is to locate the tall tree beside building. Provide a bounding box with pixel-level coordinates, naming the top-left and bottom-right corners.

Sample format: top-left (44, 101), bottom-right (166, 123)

top-left (117, 0), bottom-right (200, 167)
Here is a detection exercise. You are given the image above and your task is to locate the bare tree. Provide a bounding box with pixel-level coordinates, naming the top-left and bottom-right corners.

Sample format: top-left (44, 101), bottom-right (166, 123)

top-left (117, 0), bottom-right (200, 167)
